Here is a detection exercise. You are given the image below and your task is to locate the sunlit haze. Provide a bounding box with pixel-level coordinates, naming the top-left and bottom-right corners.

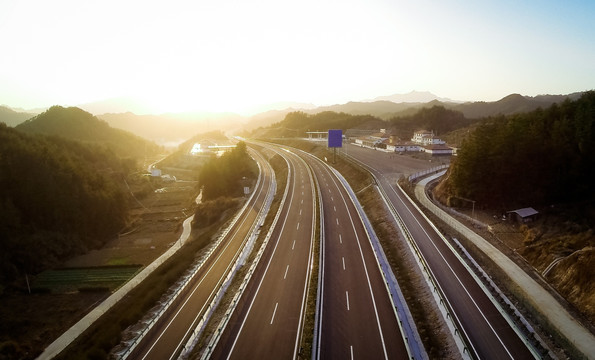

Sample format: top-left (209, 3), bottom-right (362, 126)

top-left (1, 0), bottom-right (594, 114)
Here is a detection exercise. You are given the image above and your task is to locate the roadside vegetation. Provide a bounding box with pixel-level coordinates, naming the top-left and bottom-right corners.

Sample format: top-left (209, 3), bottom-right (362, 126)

top-left (192, 197), bottom-right (241, 228)
top-left (192, 141), bottom-right (258, 228)
top-left (435, 92), bottom-right (595, 325)
top-left (438, 91), bottom-right (595, 209)
top-left (51, 143), bottom-right (257, 359)
top-left (198, 141), bottom-right (257, 200)
top-left (0, 114), bottom-right (255, 358)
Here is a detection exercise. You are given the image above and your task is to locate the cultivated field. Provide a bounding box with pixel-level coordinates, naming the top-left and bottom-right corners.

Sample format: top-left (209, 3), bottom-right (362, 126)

top-left (32, 265), bottom-right (142, 293)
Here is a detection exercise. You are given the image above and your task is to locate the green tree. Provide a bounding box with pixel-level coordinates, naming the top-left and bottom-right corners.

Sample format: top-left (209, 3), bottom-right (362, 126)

top-left (445, 91), bottom-right (595, 209)
top-left (198, 141), bottom-right (257, 200)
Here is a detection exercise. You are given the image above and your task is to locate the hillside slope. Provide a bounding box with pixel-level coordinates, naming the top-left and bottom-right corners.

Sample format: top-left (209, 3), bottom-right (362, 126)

top-left (16, 106), bottom-right (161, 159)
top-left (434, 91), bottom-right (595, 323)
top-left (0, 106), bottom-right (35, 127)
top-left (0, 124), bottom-right (130, 284)
top-left (99, 111), bottom-right (245, 145)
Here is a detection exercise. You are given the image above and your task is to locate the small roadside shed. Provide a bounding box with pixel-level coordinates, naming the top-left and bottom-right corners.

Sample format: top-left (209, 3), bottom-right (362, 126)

top-left (507, 207), bottom-right (539, 223)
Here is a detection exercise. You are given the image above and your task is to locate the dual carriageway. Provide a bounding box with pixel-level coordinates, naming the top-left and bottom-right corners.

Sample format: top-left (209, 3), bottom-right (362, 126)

top-left (123, 141), bottom-right (543, 359)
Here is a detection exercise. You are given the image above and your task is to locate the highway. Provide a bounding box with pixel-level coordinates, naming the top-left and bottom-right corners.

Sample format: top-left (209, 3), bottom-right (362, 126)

top-left (209, 144), bottom-right (316, 359)
top-left (127, 148), bottom-right (276, 360)
top-left (298, 149), bottom-right (410, 360)
top-left (343, 143), bottom-right (535, 359)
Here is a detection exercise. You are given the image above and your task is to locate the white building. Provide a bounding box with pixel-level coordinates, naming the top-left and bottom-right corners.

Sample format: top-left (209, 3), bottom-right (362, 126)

top-left (393, 142), bottom-right (423, 152)
top-left (354, 130), bottom-right (389, 148)
top-left (423, 144), bottom-right (454, 155)
top-left (411, 130), bottom-right (445, 146)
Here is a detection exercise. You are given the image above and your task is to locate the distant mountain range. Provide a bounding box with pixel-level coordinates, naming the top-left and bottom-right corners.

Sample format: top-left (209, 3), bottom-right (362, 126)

top-left (366, 90), bottom-right (459, 103)
top-left (242, 92), bottom-right (586, 132)
top-left (0, 106), bottom-right (37, 127)
top-left (1, 91), bottom-right (587, 144)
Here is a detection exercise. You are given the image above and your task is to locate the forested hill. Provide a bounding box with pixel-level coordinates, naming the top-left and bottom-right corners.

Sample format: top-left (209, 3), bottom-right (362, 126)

top-left (253, 111), bottom-right (386, 138)
top-left (16, 106), bottom-right (161, 159)
top-left (0, 123), bottom-right (130, 284)
top-left (254, 106), bottom-right (474, 141)
top-left (437, 91), bottom-right (595, 210)
top-left (388, 106), bottom-right (475, 140)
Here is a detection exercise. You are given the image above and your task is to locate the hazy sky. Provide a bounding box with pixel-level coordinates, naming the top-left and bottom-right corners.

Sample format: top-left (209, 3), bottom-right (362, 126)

top-left (1, 0), bottom-right (594, 114)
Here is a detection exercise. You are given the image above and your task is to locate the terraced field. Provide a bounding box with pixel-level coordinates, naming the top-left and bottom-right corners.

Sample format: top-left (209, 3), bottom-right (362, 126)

top-left (33, 265), bottom-right (142, 293)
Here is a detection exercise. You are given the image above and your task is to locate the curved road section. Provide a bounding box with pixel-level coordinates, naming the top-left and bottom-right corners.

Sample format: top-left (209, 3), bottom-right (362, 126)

top-left (299, 151), bottom-right (410, 360)
top-left (209, 145), bottom-right (317, 359)
top-left (128, 148), bottom-right (276, 360)
top-left (344, 144), bottom-right (535, 359)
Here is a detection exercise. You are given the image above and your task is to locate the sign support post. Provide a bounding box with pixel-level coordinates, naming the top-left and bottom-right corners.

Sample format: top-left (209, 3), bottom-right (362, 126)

top-left (327, 129), bottom-right (343, 164)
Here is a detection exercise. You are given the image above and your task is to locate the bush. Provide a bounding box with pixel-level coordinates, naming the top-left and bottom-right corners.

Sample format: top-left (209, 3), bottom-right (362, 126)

top-left (193, 197), bottom-right (241, 228)
top-left (0, 340), bottom-right (23, 360)
top-left (198, 142), bottom-right (257, 200)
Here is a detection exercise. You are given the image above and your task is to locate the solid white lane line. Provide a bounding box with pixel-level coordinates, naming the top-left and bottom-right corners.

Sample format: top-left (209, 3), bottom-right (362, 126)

top-left (227, 154), bottom-right (299, 358)
top-left (143, 162), bottom-right (272, 360)
top-left (324, 163), bottom-right (389, 359)
top-left (342, 257), bottom-right (346, 270)
top-left (389, 184), bottom-right (515, 359)
top-left (351, 345), bottom-right (354, 360)
top-left (284, 265), bottom-right (289, 279)
top-left (346, 291), bottom-right (350, 311)
top-left (270, 303), bottom-right (279, 324)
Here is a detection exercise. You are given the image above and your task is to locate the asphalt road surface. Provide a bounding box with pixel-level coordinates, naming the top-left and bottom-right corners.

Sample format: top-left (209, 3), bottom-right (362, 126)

top-left (210, 144), bottom-right (317, 359)
top-left (128, 149), bottom-right (275, 360)
top-left (344, 143), bottom-right (535, 359)
top-left (299, 149), bottom-right (410, 360)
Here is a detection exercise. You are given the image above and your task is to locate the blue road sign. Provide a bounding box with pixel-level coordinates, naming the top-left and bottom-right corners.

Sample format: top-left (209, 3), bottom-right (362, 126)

top-left (328, 129), bottom-right (343, 148)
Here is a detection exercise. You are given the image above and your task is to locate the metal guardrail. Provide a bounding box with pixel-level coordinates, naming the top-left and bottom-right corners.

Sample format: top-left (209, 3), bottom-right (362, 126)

top-left (450, 238), bottom-right (553, 359)
top-left (115, 151), bottom-right (268, 360)
top-left (303, 149), bottom-right (427, 360)
top-left (408, 164), bottom-right (449, 182)
top-left (311, 158), bottom-right (325, 360)
top-left (198, 150), bottom-right (290, 360)
top-left (414, 172), bottom-right (549, 359)
top-left (179, 161), bottom-right (276, 359)
top-left (389, 182), bottom-right (477, 359)
top-left (330, 165), bottom-right (428, 360)
top-left (340, 152), bottom-right (459, 359)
